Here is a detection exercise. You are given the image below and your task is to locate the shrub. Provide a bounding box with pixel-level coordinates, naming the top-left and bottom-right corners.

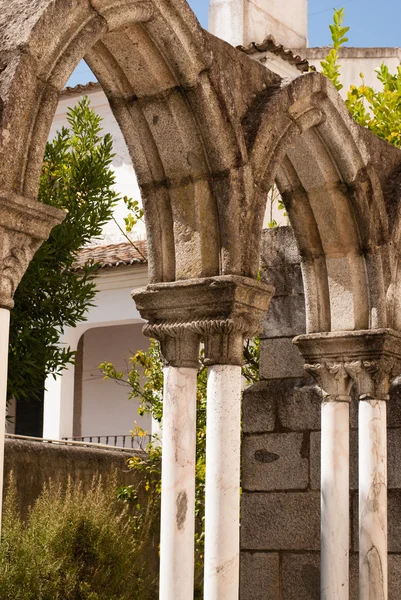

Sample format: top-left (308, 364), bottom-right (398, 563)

top-left (0, 474), bottom-right (158, 600)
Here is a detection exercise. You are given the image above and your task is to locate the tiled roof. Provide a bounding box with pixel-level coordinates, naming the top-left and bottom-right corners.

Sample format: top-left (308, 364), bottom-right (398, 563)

top-left (74, 241), bottom-right (148, 270)
top-left (238, 35), bottom-right (310, 73)
top-left (61, 82), bottom-right (101, 97)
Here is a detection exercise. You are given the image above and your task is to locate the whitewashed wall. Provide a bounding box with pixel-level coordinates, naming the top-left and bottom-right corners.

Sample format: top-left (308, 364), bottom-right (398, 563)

top-left (81, 323), bottom-right (151, 438)
top-left (302, 47), bottom-right (401, 98)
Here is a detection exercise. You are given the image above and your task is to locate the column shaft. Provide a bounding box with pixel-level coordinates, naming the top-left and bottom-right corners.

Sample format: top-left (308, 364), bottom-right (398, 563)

top-left (359, 399), bottom-right (387, 600)
top-left (159, 366), bottom-right (197, 600)
top-left (321, 400), bottom-right (350, 600)
top-left (0, 308), bottom-right (10, 531)
top-left (204, 364), bottom-right (242, 600)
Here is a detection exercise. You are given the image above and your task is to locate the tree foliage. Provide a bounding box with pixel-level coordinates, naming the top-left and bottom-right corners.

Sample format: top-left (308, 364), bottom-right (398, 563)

top-left (320, 7), bottom-right (349, 91)
top-left (323, 8), bottom-right (401, 148)
top-left (8, 98), bottom-right (122, 401)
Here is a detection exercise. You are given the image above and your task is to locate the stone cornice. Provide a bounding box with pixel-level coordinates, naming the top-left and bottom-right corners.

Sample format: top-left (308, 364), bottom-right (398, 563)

top-left (133, 276), bottom-right (274, 366)
top-left (294, 329), bottom-right (401, 401)
top-left (0, 193), bottom-right (65, 309)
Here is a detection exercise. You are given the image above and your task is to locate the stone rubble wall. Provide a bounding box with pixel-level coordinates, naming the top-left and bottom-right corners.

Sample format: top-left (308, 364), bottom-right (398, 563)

top-left (240, 227), bottom-right (401, 599)
top-left (3, 438), bottom-right (145, 516)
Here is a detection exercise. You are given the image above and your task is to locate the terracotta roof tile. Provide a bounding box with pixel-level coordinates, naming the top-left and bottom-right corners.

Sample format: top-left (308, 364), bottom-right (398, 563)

top-left (238, 35), bottom-right (310, 73)
top-left (74, 241), bottom-right (148, 270)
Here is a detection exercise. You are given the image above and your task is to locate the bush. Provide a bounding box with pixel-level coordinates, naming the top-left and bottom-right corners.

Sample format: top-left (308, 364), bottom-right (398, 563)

top-left (0, 474), bottom-right (158, 600)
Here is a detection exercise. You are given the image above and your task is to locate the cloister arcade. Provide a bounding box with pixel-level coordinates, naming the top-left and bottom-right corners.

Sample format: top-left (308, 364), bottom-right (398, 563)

top-left (1, 1), bottom-right (401, 598)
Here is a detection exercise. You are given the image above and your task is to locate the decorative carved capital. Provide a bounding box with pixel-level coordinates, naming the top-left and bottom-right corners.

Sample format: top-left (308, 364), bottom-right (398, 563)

top-left (294, 329), bottom-right (401, 403)
top-left (0, 193), bottom-right (65, 309)
top-left (143, 322), bottom-right (200, 369)
top-left (133, 276), bottom-right (274, 367)
top-left (344, 358), bottom-right (397, 401)
top-left (304, 361), bottom-right (353, 402)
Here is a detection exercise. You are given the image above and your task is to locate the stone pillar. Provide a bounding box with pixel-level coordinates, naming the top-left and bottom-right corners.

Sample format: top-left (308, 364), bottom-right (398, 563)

top-left (0, 193), bottom-right (64, 528)
top-left (142, 323), bottom-right (200, 600)
top-left (132, 275), bottom-right (273, 600)
top-left (344, 334), bottom-right (401, 600)
top-left (300, 359), bottom-right (353, 600)
top-left (203, 324), bottom-right (245, 600)
top-left (294, 329), bottom-right (401, 600)
top-left (209, 0), bottom-right (308, 49)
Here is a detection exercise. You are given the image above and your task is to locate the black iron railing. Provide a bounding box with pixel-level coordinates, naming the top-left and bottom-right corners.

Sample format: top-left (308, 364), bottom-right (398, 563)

top-left (62, 434), bottom-right (151, 450)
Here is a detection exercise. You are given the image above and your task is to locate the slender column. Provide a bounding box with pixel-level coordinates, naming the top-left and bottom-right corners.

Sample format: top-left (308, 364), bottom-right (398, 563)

top-left (321, 399), bottom-right (350, 598)
top-left (139, 322), bottom-right (201, 600)
top-left (346, 358), bottom-right (396, 600)
top-left (295, 329), bottom-right (401, 600)
top-left (305, 361), bottom-right (352, 600)
top-left (359, 398), bottom-right (387, 600)
top-left (159, 365), bottom-right (198, 600)
top-left (0, 308), bottom-right (10, 529)
top-left (204, 364), bottom-right (242, 599)
top-left (132, 275), bottom-right (274, 600)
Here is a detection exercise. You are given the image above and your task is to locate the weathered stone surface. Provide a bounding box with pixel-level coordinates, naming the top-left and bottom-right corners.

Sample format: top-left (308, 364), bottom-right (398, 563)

top-left (281, 553), bottom-right (320, 600)
top-left (280, 553), bottom-right (358, 600)
top-left (3, 438), bottom-right (145, 516)
top-left (0, 193), bottom-right (64, 309)
top-left (133, 275), bottom-right (273, 365)
top-left (277, 379), bottom-right (322, 431)
top-left (260, 337), bottom-right (307, 379)
top-left (262, 293), bottom-right (306, 338)
top-left (242, 433), bottom-right (309, 491)
top-left (240, 552), bottom-right (280, 600)
top-left (260, 227), bottom-right (303, 295)
top-left (242, 381), bottom-right (276, 434)
top-left (243, 378), bottom-right (322, 433)
top-left (241, 492), bottom-right (320, 551)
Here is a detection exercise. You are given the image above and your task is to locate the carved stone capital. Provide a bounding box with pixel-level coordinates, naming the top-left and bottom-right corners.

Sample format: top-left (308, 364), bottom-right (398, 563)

top-left (0, 193), bottom-right (65, 309)
top-left (294, 329), bottom-right (401, 402)
top-left (133, 276), bottom-right (274, 366)
top-left (304, 361), bottom-right (353, 402)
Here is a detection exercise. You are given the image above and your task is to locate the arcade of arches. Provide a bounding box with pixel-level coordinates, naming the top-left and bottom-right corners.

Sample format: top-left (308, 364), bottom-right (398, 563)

top-left (1, 1), bottom-right (401, 598)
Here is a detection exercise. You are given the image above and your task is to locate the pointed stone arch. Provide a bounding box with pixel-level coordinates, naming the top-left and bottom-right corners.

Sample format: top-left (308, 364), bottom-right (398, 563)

top-left (247, 71), bottom-right (401, 333)
top-left (0, 0), bottom-right (271, 287)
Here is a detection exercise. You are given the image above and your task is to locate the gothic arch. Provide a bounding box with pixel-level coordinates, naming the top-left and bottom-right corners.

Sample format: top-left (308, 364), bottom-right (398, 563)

top-left (247, 71), bottom-right (398, 333)
top-left (0, 0), bottom-right (260, 285)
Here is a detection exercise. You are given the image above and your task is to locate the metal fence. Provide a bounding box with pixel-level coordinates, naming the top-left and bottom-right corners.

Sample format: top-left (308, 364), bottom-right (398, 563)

top-left (62, 434), bottom-right (151, 451)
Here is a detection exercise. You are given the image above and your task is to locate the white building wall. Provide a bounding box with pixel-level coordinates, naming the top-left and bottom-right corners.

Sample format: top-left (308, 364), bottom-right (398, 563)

top-left (209, 0), bottom-right (308, 48)
top-left (81, 323), bottom-right (151, 438)
top-left (302, 47), bottom-right (401, 98)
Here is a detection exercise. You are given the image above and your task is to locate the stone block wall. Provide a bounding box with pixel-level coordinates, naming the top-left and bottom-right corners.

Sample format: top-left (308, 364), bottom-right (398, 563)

top-left (240, 227), bottom-right (401, 599)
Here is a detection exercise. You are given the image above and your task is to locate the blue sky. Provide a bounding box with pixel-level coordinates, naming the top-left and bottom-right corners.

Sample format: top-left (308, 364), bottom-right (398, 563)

top-left (67, 1), bottom-right (401, 87)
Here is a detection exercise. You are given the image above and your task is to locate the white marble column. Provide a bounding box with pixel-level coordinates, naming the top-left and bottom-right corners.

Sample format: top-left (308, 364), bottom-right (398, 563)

top-left (204, 364), bottom-right (242, 600)
top-left (159, 366), bottom-right (198, 600)
top-left (0, 308), bottom-right (10, 530)
top-left (321, 399), bottom-right (350, 600)
top-left (359, 398), bottom-right (387, 600)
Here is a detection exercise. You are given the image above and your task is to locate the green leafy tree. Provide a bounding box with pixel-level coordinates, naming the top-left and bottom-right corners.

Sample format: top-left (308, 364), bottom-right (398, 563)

top-left (8, 97), bottom-right (124, 402)
top-left (323, 8), bottom-right (401, 148)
